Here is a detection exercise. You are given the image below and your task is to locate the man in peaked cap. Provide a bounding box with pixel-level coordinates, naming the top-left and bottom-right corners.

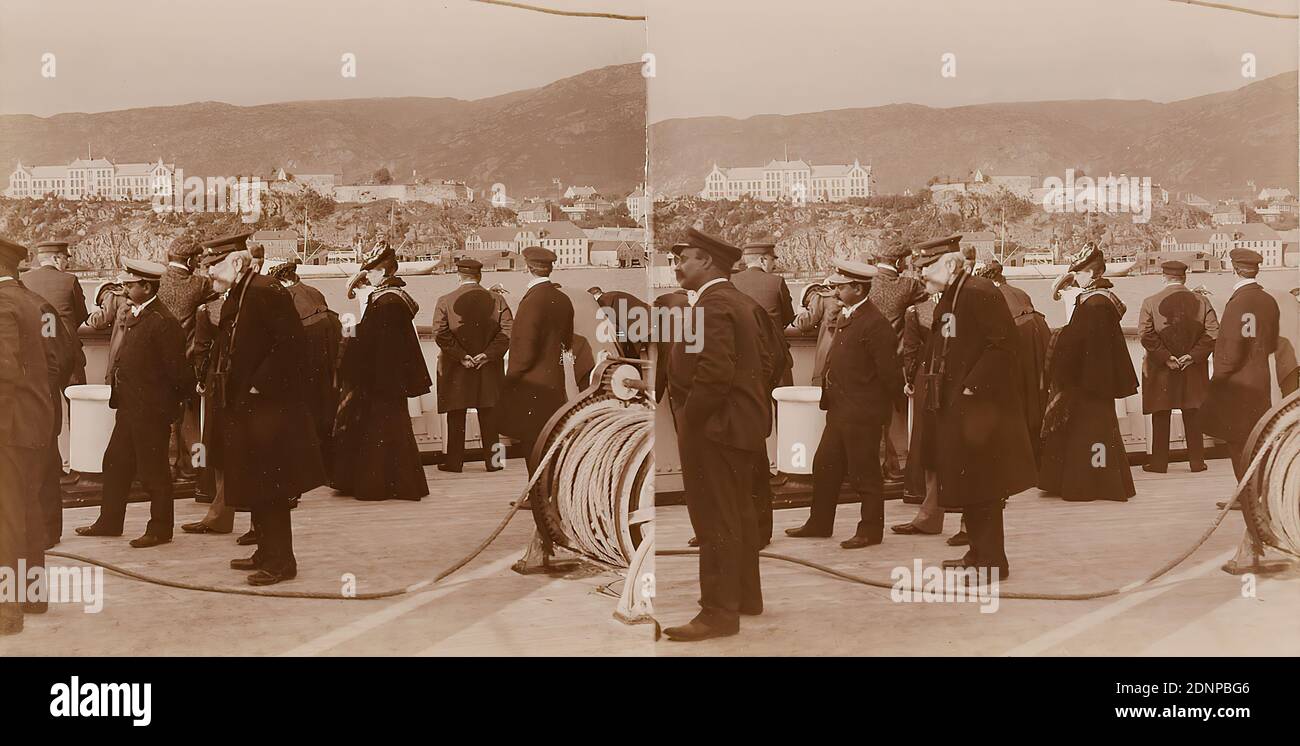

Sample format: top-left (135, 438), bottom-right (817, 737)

top-left (662, 228), bottom-right (777, 641)
top-left (499, 245), bottom-right (574, 477)
top-left (433, 256), bottom-right (513, 473)
top-left (196, 230), bottom-right (325, 583)
top-left (911, 235), bottom-right (1035, 580)
top-left (21, 240), bottom-right (88, 385)
top-left (588, 284), bottom-right (651, 359)
top-left (0, 237), bottom-right (63, 633)
top-left (1202, 248), bottom-right (1280, 481)
top-left (729, 240), bottom-right (795, 546)
top-left (76, 258), bottom-right (191, 548)
top-left (1137, 259), bottom-right (1219, 474)
top-left (787, 259), bottom-right (901, 549)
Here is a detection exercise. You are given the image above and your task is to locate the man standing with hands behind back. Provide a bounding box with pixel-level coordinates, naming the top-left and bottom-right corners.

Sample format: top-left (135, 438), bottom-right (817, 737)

top-left (663, 228), bottom-right (776, 642)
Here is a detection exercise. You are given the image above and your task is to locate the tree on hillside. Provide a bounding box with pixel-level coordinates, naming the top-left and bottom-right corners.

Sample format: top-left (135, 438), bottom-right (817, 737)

top-left (373, 167), bottom-right (393, 185)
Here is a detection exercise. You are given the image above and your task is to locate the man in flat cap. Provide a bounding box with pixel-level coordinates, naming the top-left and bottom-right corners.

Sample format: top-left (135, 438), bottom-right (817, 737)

top-left (158, 234), bottom-right (213, 482)
top-left (911, 236), bottom-right (1035, 580)
top-left (868, 239), bottom-right (928, 482)
top-left (433, 257), bottom-right (513, 473)
top-left (662, 228), bottom-right (777, 641)
top-left (499, 246), bottom-right (575, 473)
top-left (1137, 259), bottom-right (1219, 473)
top-left (1202, 248), bottom-right (1280, 481)
top-left (332, 241), bottom-right (433, 501)
top-left (0, 237), bottom-right (64, 634)
top-left (195, 231), bottom-right (325, 584)
top-left (786, 258), bottom-right (901, 549)
top-left (76, 258), bottom-right (191, 548)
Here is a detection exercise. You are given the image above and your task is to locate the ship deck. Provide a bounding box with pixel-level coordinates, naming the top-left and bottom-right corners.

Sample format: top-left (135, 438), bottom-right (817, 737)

top-left (655, 458), bottom-right (1300, 656)
top-left (0, 459), bottom-right (654, 657)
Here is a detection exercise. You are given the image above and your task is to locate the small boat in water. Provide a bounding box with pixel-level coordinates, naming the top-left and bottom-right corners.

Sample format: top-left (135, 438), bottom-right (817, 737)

top-left (1001, 260), bottom-right (1137, 280)
top-left (264, 258), bottom-right (441, 279)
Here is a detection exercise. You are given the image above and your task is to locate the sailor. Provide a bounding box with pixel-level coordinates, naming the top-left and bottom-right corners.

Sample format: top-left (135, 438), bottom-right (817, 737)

top-left (433, 257), bottom-right (512, 473)
top-left (498, 246), bottom-right (575, 472)
top-left (332, 241), bottom-right (433, 501)
top-left (785, 258), bottom-right (901, 549)
top-left (196, 231), bottom-right (325, 584)
top-left (1136, 260), bottom-right (1218, 473)
top-left (158, 235), bottom-right (212, 480)
top-left (662, 229), bottom-right (774, 642)
top-left (1039, 244), bottom-right (1140, 502)
top-left (1201, 248), bottom-right (1281, 481)
top-left (912, 235), bottom-right (1035, 580)
top-left (75, 258), bottom-right (191, 548)
top-left (0, 236), bottom-right (62, 634)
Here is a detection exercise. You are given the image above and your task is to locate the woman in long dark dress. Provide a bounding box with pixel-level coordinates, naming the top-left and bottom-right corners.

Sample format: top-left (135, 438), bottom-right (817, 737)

top-left (331, 243), bottom-right (433, 501)
top-left (1038, 246), bottom-right (1139, 502)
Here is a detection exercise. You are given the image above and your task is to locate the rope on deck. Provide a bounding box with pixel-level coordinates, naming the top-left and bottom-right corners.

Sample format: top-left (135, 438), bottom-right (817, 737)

top-left (662, 399), bottom-right (1300, 602)
top-left (46, 418), bottom-right (574, 601)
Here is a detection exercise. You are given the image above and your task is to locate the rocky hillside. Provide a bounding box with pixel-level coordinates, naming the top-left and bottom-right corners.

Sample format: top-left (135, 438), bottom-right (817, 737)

top-left (0, 63), bottom-right (647, 197)
top-left (650, 72), bottom-right (1297, 200)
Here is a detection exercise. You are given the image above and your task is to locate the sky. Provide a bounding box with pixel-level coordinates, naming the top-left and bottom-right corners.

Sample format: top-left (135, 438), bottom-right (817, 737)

top-left (0, 0), bottom-right (649, 116)
top-left (2, 0), bottom-right (1295, 120)
top-left (645, 0), bottom-right (1299, 121)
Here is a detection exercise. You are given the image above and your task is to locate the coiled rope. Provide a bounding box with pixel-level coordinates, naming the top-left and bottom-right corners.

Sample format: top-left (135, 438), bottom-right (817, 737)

top-left (46, 398), bottom-right (644, 600)
top-left (663, 401), bottom-right (1300, 601)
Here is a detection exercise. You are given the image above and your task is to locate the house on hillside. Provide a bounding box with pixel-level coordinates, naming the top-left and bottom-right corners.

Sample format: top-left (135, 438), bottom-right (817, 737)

top-left (1211, 204), bottom-right (1245, 226)
top-left (1231, 223), bottom-right (1283, 268)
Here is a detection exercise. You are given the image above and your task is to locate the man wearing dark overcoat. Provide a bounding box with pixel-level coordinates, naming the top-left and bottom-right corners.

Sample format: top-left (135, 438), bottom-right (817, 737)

top-left (434, 257), bottom-right (513, 472)
top-left (0, 236), bottom-right (61, 634)
top-left (662, 228), bottom-right (776, 642)
top-left (1137, 260), bottom-right (1219, 473)
top-left (197, 231), bottom-right (326, 585)
top-left (1202, 248), bottom-right (1281, 481)
top-left (913, 236), bottom-right (1036, 580)
top-left (499, 246), bottom-right (574, 471)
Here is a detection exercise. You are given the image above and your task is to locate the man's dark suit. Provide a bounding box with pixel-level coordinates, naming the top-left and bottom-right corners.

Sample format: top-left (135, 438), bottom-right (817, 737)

top-left (0, 278), bottom-right (61, 627)
top-left (499, 279), bottom-right (574, 465)
top-left (921, 271), bottom-right (1036, 572)
top-left (808, 297), bottom-right (901, 541)
top-left (668, 280), bottom-right (776, 630)
top-left (20, 263), bottom-right (88, 384)
top-left (1202, 281), bottom-right (1280, 479)
top-left (93, 298), bottom-right (190, 540)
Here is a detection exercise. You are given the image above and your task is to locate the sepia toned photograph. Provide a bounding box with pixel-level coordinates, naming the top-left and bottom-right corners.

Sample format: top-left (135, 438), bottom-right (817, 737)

top-left (0, 0), bottom-right (654, 659)
top-left (648, 0), bottom-right (1300, 657)
top-left (0, 0), bottom-right (1299, 730)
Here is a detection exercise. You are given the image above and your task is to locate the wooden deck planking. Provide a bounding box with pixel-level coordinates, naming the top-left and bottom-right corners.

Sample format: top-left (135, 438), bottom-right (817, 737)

top-left (654, 458), bottom-right (1297, 656)
top-left (0, 459), bottom-right (653, 657)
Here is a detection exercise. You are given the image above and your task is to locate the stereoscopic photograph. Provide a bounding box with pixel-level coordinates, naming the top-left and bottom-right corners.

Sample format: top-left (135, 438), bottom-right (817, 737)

top-left (0, 0), bottom-right (1298, 730)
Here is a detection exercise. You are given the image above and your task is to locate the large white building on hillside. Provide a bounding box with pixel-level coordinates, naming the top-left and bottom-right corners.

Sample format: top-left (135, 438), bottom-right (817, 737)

top-left (700, 158), bottom-right (873, 202)
top-left (7, 157), bottom-right (176, 201)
